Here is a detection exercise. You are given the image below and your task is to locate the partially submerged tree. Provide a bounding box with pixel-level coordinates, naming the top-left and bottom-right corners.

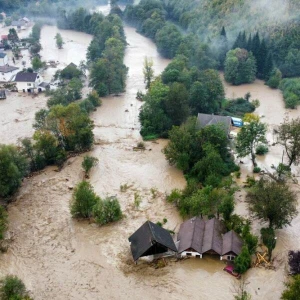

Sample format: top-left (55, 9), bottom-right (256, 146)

top-left (278, 118), bottom-right (300, 167)
top-left (260, 227), bottom-right (276, 260)
top-left (234, 245), bottom-right (251, 274)
top-left (281, 275), bottom-right (300, 300)
top-left (55, 33), bottom-right (63, 49)
top-left (246, 179), bottom-right (297, 229)
top-left (236, 121), bottom-right (267, 167)
top-left (0, 275), bottom-right (32, 300)
top-left (82, 156), bottom-right (99, 177)
top-left (143, 57), bottom-right (154, 89)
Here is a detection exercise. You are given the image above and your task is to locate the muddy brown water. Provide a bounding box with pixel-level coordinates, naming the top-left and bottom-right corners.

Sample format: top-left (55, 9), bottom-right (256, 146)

top-left (0, 5), bottom-right (300, 299)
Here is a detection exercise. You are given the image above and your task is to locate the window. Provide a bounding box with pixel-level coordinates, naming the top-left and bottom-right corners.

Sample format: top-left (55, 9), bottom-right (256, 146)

top-left (227, 255), bottom-right (235, 261)
top-left (186, 253), bottom-right (192, 256)
top-left (27, 83), bottom-right (31, 86)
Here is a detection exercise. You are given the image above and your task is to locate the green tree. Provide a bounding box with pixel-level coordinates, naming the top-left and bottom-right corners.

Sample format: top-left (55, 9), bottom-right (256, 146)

top-left (31, 56), bottom-right (44, 71)
top-left (31, 23), bottom-right (42, 41)
top-left (234, 245), bottom-right (251, 274)
top-left (71, 181), bottom-right (99, 218)
top-left (267, 68), bottom-right (282, 88)
top-left (143, 57), bottom-right (154, 89)
top-left (7, 28), bottom-right (19, 42)
top-left (225, 48), bottom-right (257, 85)
top-left (236, 121), bottom-right (267, 167)
top-left (93, 196), bottom-right (122, 225)
top-left (0, 206), bottom-right (7, 240)
top-left (55, 33), bottom-right (63, 49)
top-left (246, 179), bottom-right (297, 229)
top-left (260, 227), bottom-right (276, 259)
top-left (281, 275), bottom-right (300, 300)
top-left (0, 145), bottom-right (28, 198)
top-left (0, 275), bottom-right (31, 300)
top-left (155, 23), bottom-right (182, 58)
top-left (82, 156), bottom-right (99, 177)
top-left (278, 117), bottom-right (300, 167)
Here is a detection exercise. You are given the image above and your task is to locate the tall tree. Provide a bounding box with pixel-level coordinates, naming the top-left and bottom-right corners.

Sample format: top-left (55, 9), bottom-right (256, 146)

top-left (143, 57), bottom-right (154, 89)
top-left (236, 120), bottom-right (267, 167)
top-left (55, 33), bottom-right (63, 49)
top-left (278, 117), bottom-right (300, 167)
top-left (247, 179), bottom-right (297, 229)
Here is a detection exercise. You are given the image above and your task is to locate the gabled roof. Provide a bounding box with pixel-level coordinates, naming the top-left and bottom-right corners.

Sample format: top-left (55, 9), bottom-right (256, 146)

top-left (66, 62), bottom-right (77, 68)
top-left (222, 230), bottom-right (243, 256)
top-left (0, 52), bottom-right (7, 58)
top-left (177, 217), bottom-right (205, 253)
top-left (0, 65), bottom-right (19, 73)
top-left (128, 221), bottom-right (177, 261)
top-left (197, 113), bottom-right (232, 134)
top-left (202, 218), bottom-right (226, 255)
top-left (15, 72), bottom-right (38, 82)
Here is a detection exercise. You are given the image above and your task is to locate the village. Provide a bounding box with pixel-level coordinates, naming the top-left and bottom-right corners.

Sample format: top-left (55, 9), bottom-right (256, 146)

top-left (0, 1), bottom-right (299, 300)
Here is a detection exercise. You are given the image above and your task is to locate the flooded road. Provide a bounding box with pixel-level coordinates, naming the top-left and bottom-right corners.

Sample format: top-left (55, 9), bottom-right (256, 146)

top-left (1, 5), bottom-right (300, 299)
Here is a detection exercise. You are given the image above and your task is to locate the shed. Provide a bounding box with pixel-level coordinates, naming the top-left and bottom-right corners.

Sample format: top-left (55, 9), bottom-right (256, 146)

top-left (221, 230), bottom-right (243, 261)
top-left (128, 221), bottom-right (177, 262)
top-left (197, 113), bottom-right (232, 136)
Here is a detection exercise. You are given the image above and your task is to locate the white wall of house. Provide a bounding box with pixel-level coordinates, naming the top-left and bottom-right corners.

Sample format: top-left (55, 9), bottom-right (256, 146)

top-left (0, 69), bottom-right (19, 82)
top-left (220, 254), bottom-right (236, 261)
top-left (0, 55), bottom-right (8, 66)
top-left (181, 251), bottom-right (202, 258)
top-left (16, 74), bottom-right (43, 92)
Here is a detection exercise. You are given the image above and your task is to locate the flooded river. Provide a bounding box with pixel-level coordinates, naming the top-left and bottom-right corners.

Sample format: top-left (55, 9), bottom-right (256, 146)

top-left (1, 3), bottom-right (300, 299)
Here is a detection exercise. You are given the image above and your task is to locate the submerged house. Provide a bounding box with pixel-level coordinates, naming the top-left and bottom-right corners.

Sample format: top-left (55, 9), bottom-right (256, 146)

top-left (128, 221), bottom-right (178, 262)
top-left (0, 52), bottom-right (8, 66)
top-left (0, 65), bottom-right (19, 82)
top-left (197, 113), bottom-right (232, 136)
top-left (177, 217), bottom-right (243, 261)
top-left (14, 72), bottom-right (43, 92)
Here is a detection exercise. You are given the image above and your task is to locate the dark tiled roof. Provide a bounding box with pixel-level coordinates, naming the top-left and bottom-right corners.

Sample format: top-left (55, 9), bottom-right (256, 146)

top-left (0, 65), bottom-right (19, 73)
top-left (197, 113), bottom-right (232, 134)
top-left (177, 217), bottom-right (205, 253)
top-left (222, 230), bottom-right (243, 256)
top-left (202, 218), bottom-right (226, 255)
top-left (15, 72), bottom-right (38, 82)
top-left (0, 52), bottom-right (7, 58)
top-left (128, 221), bottom-right (177, 261)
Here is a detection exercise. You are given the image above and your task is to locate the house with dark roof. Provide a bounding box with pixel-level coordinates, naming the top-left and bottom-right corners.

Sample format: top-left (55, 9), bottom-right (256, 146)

top-left (221, 230), bottom-right (244, 261)
top-left (0, 65), bottom-right (19, 82)
top-left (128, 221), bottom-right (178, 262)
top-left (177, 217), bottom-right (243, 261)
top-left (0, 52), bottom-right (8, 66)
top-left (14, 72), bottom-right (43, 92)
top-left (197, 113), bottom-right (232, 136)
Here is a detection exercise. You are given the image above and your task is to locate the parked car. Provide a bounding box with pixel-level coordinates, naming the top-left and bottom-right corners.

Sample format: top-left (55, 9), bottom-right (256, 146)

top-left (223, 265), bottom-right (241, 279)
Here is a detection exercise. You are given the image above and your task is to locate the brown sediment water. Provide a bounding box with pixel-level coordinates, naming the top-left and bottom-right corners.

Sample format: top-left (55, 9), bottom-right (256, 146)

top-left (0, 6), bottom-right (300, 299)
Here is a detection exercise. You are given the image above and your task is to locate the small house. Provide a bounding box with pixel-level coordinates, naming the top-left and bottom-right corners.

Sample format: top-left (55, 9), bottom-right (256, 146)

top-left (0, 65), bottom-right (19, 82)
top-left (221, 230), bottom-right (243, 261)
top-left (20, 17), bottom-right (30, 26)
top-left (128, 221), bottom-right (178, 262)
top-left (0, 52), bottom-right (8, 66)
top-left (11, 20), bottom-right (26, 30)
top-left (14, 72), bottom-right (43, 93)
top-left (197, 113), bottom-right (232, 136)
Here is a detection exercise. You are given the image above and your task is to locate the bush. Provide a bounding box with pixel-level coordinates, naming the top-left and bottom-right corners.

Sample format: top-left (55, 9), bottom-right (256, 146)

top-left (261, 227), bottom-right (276, 259)
top-left (82, 156), bottom-right (99, 177)
top-left (71, 181), bottom-right (99, 219)
top-left (281, 275), bottom-right (300, 300)
top-left (234, 245), bottom-right (251, 274)
top-left (93, 196), bottom-right (122, 225)
top-left (253, 166), bottom-right (261, 173)
top-left (0, 275), bottom-right (31, 300)
top-left (166, 189), bottom-right (182, 204)
top-left (0, 206), bottom-right (8, 240)
top-left (267, 68), bottom-right (282, 89)
top-left (256, 144), bottom-right (268, 155)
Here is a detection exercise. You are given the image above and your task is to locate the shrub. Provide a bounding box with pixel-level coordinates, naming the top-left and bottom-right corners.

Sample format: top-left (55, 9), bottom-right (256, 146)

top-left (267, 68), bottom-right (282, 89)
top-left (166, 189), bottom-right (182, 204)
top-left (281, 275), bottom-right (300, 300)
top-left (0, 275), bottom-right (31, 300)
top-left (93, 196), bottom-right (122, 225)
top-left (253, 166), bottom-right (261, 173)
top-left (82, 156), bottom-right (99, 177)
top-left (71, 181), bottom-right (99, 219)
top-left (234, 245), bottom-right (251, 274)
top-left (261, 227), bottom-right (276, 259)
top-left (0, 206), bottom-right (8, 240)
top-left (133, 192), bottom-right (141, 208)
top-left (256, 144), bottom-right (268, 155)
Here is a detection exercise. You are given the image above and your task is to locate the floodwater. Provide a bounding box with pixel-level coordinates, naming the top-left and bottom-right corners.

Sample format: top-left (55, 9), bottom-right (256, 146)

top-left (1, 5), bottom-right (300, 300)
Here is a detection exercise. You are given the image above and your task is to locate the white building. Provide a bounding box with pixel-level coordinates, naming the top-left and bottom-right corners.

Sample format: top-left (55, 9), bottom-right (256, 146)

top-left (0, 65), bottom-right (19, 82)
top-left (0, 52), bottom-right (8, 66)
top-left (14, 72), bottom-right (43, 93)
